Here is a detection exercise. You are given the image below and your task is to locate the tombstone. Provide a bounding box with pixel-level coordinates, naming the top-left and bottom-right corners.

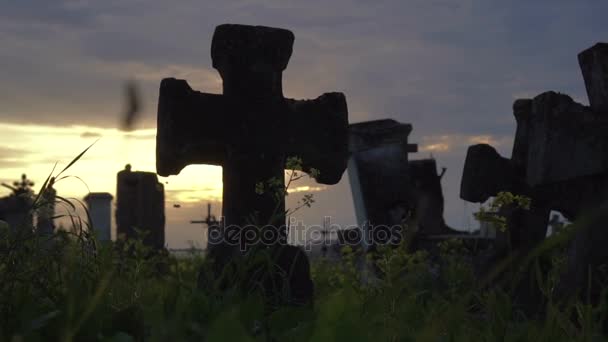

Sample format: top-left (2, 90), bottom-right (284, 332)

top-left (348, 120), bottom-right (460, 251)
top-left (116, 165), bottom-right (165, 249)
top-left (408, 158), bottom-right (455, 236)
top-left (84, 192), bottom-right (113, 242)
top-left (0, 174), bottom-right (34, 231)
top-left (460, 42), bottom-right (608, 301)
top-left (157, 24), bottom-right (349, 303)
top-left (348, 119), bottom-right (417, 249)
top-left (0, 196), bottom-right (32, 231)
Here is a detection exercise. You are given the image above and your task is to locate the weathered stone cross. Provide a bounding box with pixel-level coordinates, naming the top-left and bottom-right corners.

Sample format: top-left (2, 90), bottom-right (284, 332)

top-left (461, 43), bottom-right (608, 253)
top-left (156, 24), bottom-right (349, 250)
top-left (460, 43), bottom-right (608, 299)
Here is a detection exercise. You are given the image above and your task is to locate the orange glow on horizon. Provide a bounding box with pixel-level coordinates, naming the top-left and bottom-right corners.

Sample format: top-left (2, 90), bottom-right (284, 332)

top-left (0, 123), bottom-right (223, 203)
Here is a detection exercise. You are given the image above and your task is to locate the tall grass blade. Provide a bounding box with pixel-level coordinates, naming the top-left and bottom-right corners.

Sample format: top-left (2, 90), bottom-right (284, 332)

top-left (31, 162), bottom-right (57, 210)
top-left (56, 139), bottom-right (98, 179)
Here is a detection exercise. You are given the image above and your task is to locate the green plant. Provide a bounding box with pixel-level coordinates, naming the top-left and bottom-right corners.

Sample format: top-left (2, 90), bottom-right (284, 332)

top-left (474, 191), bottom-right (531, 232)
top-left (3, 146), bottom-right (608, 341)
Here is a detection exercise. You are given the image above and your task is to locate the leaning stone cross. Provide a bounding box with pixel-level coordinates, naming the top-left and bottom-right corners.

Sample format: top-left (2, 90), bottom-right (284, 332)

top-left (460, 42), bottom-right (608, 254)
top-left (156, 24), bottom-right (349, 249)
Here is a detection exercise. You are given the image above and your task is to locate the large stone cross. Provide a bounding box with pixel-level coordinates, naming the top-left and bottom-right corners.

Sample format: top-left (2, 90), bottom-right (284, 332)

top-left (156, 24), bottom-right (349, 249)
top-left (460, 43), bottom-right (608, 299)
top-left (461, 43), bottom-right (608, 240)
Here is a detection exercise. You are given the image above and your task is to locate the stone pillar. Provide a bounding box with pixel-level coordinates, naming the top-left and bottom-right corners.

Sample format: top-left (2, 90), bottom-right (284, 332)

top-left (84, 192), bottom-right (113, 242)
top-left (116, 165), bottom-right (165, 249)
top-left (347, 119), bottom-right (418, 249)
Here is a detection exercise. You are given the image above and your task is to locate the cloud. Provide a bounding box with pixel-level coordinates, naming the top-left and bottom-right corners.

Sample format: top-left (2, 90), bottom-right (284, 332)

top-left (0, 146), bottom-right (31, 169)
top-left (0, 146), bottom-right (29, 159)
top-left (80, 131), bottom-right (102, 138)
top-left (418, 134), bottom-right (513, 154)
top-left (0, 1), bottom-right (100, 30)
top-left (1, 0), bottom-right (606, 132)
top-left (1, 0), bottom-right (607, 245)
top-left (87, 61), bottom-right (222, 92)
top-left (287, 185), bottom-right (327, 194)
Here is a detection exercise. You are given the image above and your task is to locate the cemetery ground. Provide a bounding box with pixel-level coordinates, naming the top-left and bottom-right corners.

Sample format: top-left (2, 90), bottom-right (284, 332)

top-left (2, 167), bottom-right (608, 341)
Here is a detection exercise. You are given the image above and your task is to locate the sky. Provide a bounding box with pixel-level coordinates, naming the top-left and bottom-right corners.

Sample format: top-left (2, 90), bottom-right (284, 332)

top-left (0, 0), bottom-right (606, 248)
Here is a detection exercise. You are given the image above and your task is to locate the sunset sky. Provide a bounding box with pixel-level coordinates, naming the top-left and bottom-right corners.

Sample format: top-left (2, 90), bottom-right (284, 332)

top-left (1, 0), bottom-right (606, 248)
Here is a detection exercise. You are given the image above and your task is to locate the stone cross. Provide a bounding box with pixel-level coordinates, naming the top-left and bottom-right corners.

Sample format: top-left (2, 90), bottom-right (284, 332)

top-left (460, 42), bottom-right (608, 301)
top-left (190, 203), bottom-right (220, 250)
top-left (190, 203), bottom-right (218, 227)
top-left (156, 24), bottom-right (349, 250)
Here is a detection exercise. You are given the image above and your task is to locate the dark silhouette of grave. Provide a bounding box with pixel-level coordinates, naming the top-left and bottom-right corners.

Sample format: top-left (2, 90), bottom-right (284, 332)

top-left (460, 144), bottom-right (550, 258)
top-left (348, 119), bottom-right (417, 250)
top-left (157, 24), bottom-right (349, 305)
top-left (348, 119), bottom-right (461, 253)
top-left (460, 42), bottom-right (608, 303)
top-left (116, 165), bottom-right (165, 249)
top-left (0, 174), bottom-right (35, 231)
top-left (84, 192), bottom-right (113, 242)
top-left (408, 158), bottom-right (453, 237)
top-left (1, 174), bottom-right (57, 235)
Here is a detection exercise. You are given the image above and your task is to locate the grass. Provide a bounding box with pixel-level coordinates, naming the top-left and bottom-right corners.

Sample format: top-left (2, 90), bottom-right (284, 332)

top-left (1, 216), bottom-right (607, 341)
top-left (1, 148), bottom-right (607, 341)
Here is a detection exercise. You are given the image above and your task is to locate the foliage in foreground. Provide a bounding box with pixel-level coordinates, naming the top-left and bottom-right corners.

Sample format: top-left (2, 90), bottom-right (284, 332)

top-left (1, 145), bottom-right (606, 341)
top-left (1, 218), bottom-right (607, 342)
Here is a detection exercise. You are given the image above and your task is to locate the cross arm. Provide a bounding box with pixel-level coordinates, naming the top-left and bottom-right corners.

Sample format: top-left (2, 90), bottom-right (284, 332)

top-left (156, 78), bottom-right (228, 176)
top-left (285, 92), bottom-right (349, 185)
top-left (460, 144), bottom-right (516, 203)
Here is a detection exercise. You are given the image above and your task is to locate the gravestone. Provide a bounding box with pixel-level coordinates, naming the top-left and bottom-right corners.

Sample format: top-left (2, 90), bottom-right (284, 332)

top-left (347, 119), bottom-right (417, 249)
top-left (116, 165), bottom-right (165, 249)
top-left (408, 158), bottom-right (455, 236)
top-left (348, 119), bottom-right (458, 251)
top-left (157, 24), bottom-right (349, 304)
top-left (0, 197), bottom-right (32, 231)
top-left (460, 42), bottom-right (608, 301)
top-left (84, 192), bottom-right (113, 242)
top-left (0, 174), bottom-right (34, 231)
